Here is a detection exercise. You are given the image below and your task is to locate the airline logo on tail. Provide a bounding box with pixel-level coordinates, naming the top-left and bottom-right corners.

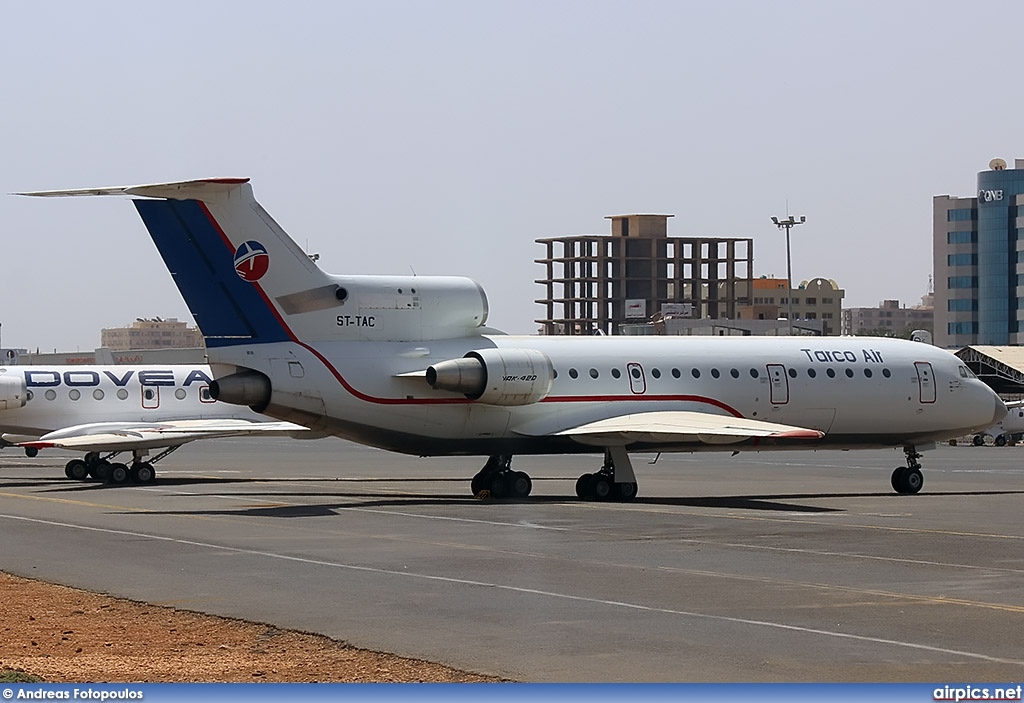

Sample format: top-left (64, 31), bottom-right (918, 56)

top-left (234, 241), bottom-right (269, 282)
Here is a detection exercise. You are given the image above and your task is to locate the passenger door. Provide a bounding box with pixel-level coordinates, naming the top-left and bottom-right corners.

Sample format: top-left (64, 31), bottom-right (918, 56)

top-left (915, 361), bottom-right (936, 404)
top-left (766, 363), bottom-right (789, 404)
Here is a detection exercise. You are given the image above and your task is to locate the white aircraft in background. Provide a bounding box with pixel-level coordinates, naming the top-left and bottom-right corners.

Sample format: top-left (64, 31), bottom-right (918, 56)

top-left (21, 179), bottom-right (1005, 499)
top-left (0, 364), bottom-right (308, 484)
top-left (972, 399), bottom-right (1024, 446)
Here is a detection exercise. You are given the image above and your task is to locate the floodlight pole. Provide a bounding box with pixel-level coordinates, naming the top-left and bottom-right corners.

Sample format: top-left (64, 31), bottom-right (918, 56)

top-left (770, 215), bottom-right (806, 335)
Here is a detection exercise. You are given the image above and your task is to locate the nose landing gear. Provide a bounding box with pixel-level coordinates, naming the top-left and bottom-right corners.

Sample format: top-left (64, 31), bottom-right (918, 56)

top-left (891, 446), bottom-right (924, 494)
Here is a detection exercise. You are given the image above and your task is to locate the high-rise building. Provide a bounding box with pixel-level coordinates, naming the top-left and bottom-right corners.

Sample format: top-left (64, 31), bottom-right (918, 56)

top-left (535, 214), bottom-right (753, 335)
top-left (933, 158), bottom-right (1024, 348)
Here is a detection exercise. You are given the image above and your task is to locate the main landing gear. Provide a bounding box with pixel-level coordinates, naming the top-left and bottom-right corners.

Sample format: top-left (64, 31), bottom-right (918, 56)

top-left (63, 446), bottom-right (181, 486)
top-left (470, 448), bottom-right (642, 501)
top-left (890, 446), bottom-right (924, 494)
top-left (575, 447), bottom-right (638, 502)
top-left (471, 454), bottom-right (532, 499)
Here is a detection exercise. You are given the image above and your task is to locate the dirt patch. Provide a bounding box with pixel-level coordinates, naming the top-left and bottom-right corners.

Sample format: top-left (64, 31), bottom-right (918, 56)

top-left (0, 572), bottom-right (502, 682)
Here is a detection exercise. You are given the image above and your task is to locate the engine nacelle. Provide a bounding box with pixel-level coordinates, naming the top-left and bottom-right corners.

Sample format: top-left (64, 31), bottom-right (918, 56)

top-left (209, 370), bottom-right (272, 412)
top-left (0, 374), bottom-right (27, 410)
top-left (426, 348), bottom-right (553, 406)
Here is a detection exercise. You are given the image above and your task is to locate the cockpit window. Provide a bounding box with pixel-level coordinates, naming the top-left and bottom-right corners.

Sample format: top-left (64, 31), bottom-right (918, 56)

top-left (959, 365), bottom-right (977, 379)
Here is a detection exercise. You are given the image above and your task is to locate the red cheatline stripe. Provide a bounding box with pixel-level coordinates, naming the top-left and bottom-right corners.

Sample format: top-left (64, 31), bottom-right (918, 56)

top-left (194, 204), bottom-right (760, 419)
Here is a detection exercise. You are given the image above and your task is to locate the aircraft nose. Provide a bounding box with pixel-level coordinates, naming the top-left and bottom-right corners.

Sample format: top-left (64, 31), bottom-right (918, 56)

top-left (992, 395), bottom-right (1009, 426)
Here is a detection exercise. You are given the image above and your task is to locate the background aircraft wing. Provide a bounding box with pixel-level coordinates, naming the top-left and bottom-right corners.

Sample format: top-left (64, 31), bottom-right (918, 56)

top-left (554, 410), bottom-right (824, 446)
top-left (18, 419), bottom-right (309, 453)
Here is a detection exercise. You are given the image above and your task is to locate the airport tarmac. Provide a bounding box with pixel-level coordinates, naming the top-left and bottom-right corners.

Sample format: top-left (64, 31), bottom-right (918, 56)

top-left (2, 438), bottom-right (1024, 682)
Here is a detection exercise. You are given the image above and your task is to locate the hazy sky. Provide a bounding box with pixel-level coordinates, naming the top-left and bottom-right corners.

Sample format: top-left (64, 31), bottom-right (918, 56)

top-left (1, 0), bottom-right (1018, 352)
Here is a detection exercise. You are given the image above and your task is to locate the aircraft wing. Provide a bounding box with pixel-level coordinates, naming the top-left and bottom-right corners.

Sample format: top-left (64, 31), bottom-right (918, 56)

top-left (554, 410), bottom-right (824, 446)
top-left (18, 418), bottom-right (309, 453)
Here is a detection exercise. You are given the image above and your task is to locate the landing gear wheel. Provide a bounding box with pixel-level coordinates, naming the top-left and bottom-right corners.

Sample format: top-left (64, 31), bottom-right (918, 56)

top-left (130, 462), bottom-right (156, 484)
top-left (65, 459), bottom-right (89, 481)
top-left (508, 471), bottom-right (532, 498)
top-left (890, 467), bottom-right (907, 493)
top-left (615, 481), bottom-right (639, 502)
top-left (471, 473), bottom-right (487, 496)
top-left (995, 434), bottom-right (1007, 447)
top-left (903, 468), bottom-right (923, 494)
top-left (488, 473), bottom-right (508, 499)
top-left (592, 475), bottom-right (613, 501)
top-left (973, 435), bottom-right (985, 446)
top-left (575, 473), bottom-right (594, 499)
top-left (891, 466), bottom-right (923, 494)
top-left (106, 463), bottom-right (130, 485)
top-left (89, 460), bottom-right (111, 482)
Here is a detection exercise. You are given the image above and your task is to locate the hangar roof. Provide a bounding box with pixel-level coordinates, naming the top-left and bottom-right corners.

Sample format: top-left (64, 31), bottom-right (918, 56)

top-left (955, 346), bottom-right (1024, 395)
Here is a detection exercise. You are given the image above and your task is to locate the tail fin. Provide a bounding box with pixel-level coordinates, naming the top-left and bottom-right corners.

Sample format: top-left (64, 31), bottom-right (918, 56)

top-left (20, 178), bottom-right (491, 346)
top-left (22, 179), bottom-right (330, 347)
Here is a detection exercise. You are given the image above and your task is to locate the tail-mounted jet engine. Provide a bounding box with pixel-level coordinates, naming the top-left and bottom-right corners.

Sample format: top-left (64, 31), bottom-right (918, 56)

top-left (426, 348), bottom-right (554, 406)
top-left (0, 374), bottom-right (28, 410)
top-left (209, 370), bottom-right (272, 412)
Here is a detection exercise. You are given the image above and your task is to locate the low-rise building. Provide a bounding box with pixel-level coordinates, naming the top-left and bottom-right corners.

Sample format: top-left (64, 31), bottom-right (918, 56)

top-left (841, 297), bottom-right (934, 337)
top-left (101, 318), bottom-right (204, 351)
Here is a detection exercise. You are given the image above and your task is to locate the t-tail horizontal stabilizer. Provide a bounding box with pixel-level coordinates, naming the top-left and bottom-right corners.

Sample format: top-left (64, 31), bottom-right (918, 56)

top-left (18, 179), bottom-right (493, 347)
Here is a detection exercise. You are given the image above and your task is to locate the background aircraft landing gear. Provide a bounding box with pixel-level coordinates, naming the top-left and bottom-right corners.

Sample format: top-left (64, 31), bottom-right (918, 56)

top-left (471, 454), bottom-right (531, 499)
top-left (891, 446), bottom-right (924, 494)
top-left (576, 448), bottom-right (638, 502)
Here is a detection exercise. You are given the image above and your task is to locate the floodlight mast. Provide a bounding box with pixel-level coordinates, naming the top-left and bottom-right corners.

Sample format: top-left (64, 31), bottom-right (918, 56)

top-left (771, 215), bottom-right (806, 335)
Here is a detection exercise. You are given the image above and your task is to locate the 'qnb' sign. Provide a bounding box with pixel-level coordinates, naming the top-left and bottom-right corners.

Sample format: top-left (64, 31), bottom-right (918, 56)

top-left (979, 189), bottom-right (1004, 203)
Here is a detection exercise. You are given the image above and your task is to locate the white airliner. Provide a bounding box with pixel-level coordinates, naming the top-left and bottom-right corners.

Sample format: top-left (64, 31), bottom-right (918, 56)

top-left (973, 399), bottom-right (1024, 446)
top-left (21, 179), bottom-right (1006, 498)
top-left (0, 364), bottom-right (307, 484)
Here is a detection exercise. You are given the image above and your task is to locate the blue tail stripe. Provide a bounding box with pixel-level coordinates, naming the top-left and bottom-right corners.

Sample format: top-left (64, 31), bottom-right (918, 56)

top-left (134, 199), bottom-right (290, 347)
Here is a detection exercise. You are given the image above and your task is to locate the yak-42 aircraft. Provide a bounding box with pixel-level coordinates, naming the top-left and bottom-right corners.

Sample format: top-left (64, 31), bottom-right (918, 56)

top-left (21, 179), bottom-right (1006, 499)
top-left (0, 364), bottom-right (308, 484)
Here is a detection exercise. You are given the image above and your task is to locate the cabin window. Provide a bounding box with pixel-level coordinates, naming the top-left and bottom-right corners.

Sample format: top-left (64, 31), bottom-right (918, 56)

top-left (671, 368), bottom-right (681, 378)
top-left (175, 389), bottom-right (187, 399)
top-left (553, 369), bottom-right (558, 379)
top-left (630, 367), bottom-right (642, 379)
top-left (611, 368), bottom-right (621, 379)
top-left (730, 368), bottom-right (739, 378)
top-left (882, 368), bottom-right (892, 378)
top-left (45, 389), bottom-right (56, 401)
top-left (749, 368), bottom-right (759, 378)
top-left (826, 368), bottom-right (836, 378)
top-left (93, 390), bottom-right (104, 400)
top-left (787, 368), bottom-right (797, 378)
top-left (845, 368), bottom-right (855, 378)
top-left (807, 368), bottom-right (816, 378)
top-left (68, 389), bottom-right (80, 401)
top-left (200, 387), bottom-right (212, 402)
top-left (589, 368), bottom-right (599, 379)
top-left (710, 368), bottom-right (720, 379)
top-left (864, 369), bottom-right (873, 378)
top-left (691, 369), bottom-right (701, 379)
top-left (651, 368), bottom-right (661, 379)
top-left (117, 389), bottom-right (129, 400)
top-left (568, 368), bottom-right (579, 379)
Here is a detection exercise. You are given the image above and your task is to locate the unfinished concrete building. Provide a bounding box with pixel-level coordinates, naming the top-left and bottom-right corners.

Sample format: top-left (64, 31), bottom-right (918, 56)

top-left (535, 214), bottom-right (753, 335)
